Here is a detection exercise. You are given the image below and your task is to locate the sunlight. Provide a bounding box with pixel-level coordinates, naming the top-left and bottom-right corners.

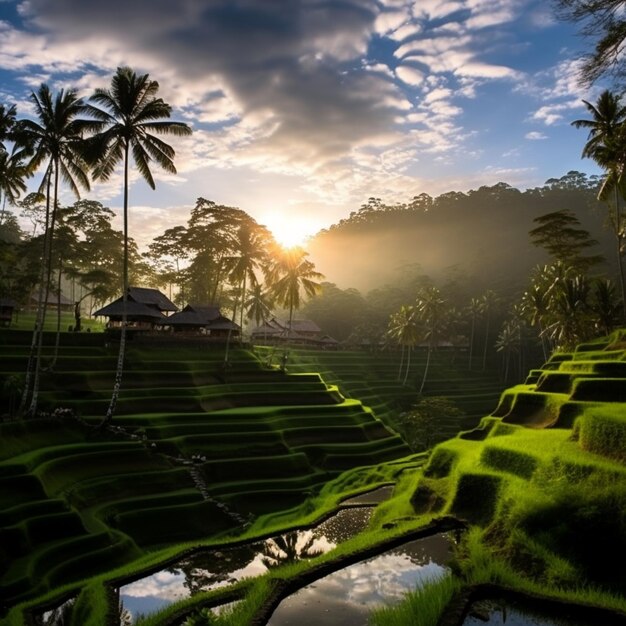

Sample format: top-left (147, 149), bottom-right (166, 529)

top-left (261, 212), bottom-right (321, 248)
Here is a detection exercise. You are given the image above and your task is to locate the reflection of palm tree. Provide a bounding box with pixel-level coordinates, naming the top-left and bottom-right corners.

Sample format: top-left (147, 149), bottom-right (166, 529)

top-left (33, 597), bottom-right (75, 625)
top-left (260, 531), bottom-right (323, 569)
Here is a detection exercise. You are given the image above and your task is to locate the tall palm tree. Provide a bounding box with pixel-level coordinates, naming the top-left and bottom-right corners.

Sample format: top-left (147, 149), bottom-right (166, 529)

top-left (17, 85), bottom-right (91, 417)
top-left (479, 290), bottom-right (498, 371)
top-left (386, 304), bottom-right (420, 385)
top-left (268, 246), bottom-right (323, 352)
top-left (85, 66), bottom-right (192, 427)
top-left (416, 286), bottom-right (448, 394)
top-left (572, 90), bottom-right (626, 320)
top-left (466, 297), bottom-right (481, 370)
top-left (228, 222), bottom-right (269, 336)
top-left (0, 104), bottom-right (30, 222)
top-left (245, 283), bottom-right (274, 336)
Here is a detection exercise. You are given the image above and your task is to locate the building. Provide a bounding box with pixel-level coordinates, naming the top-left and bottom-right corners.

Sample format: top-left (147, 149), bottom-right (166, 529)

top-left (166, 304), bottom-right (240, 338)
top-left (93, 287), bottom-right (177, 330)
top-left (0, 298), bottom-right (16, 326)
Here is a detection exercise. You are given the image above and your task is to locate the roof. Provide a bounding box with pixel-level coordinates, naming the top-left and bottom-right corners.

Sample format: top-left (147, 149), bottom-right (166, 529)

top-left (30, 291), bottom-right (73, 306)
top-left (93, 297), bottom-right (168, 321)
top-left (167, 304), bottom-right (226, 327)
top-left (128, 287), bottom-right (178, 312)
top-left (207, 319), bottom-right (241, 331)
top-left (289, 319), bottom-right (321, 334)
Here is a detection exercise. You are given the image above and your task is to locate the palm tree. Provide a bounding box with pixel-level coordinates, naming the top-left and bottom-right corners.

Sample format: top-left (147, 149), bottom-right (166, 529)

top-left (479, 290), bottom-right (498, 371)
top-left (85, 66), bottom-right (191, 427)
top-left (268, 246), bottom-right (323, 355)
top-left (17, 85), bottom-right (92, 417)
top-left (386, 304), bottom-right (420, 385)
top-left (415, 286), bottom-right (449, 394)
top-left (245, 283), bottom-right (273, 337)
top-left (228, 222), bottom-right (269, 337)
top-left (495, 320), bottom-right (521, 384)
top-left (466, 297), bottom-right (481, 370)
top-left (572, 90), bottom-right (626, 320)
top-left (0, 103), bottom-right (30, 222)
top-left (590, 277), bottom-right (621, 336)
top-left (521, 278), bottom-right (551, 362)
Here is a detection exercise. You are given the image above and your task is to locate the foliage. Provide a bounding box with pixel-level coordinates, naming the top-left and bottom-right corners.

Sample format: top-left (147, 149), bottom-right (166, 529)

top-left (368, 573), bottom-right (460, 626)
top-left (397, 397), bottom-right (465, 451)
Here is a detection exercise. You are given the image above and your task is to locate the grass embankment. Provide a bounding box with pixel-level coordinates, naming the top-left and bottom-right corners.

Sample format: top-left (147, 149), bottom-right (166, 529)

top-left (274, 346), bottom-right (505, 441)
top-left (0, 330), bottom-right (410, 620)
top-left (2, 329), bottom-right (626, 625)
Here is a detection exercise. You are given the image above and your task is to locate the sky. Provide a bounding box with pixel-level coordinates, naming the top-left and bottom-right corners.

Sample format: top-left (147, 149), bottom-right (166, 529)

top-left (0, 0), bottom-right (605, 248)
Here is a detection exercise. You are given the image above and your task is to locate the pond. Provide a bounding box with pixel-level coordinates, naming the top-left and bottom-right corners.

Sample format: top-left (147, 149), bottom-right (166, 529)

top-left (341, 485), bottom-right (395, 505)
top-left (119, 506), bottom-right (375, 621)
top-left (266, 531), bottom-right (457, 626)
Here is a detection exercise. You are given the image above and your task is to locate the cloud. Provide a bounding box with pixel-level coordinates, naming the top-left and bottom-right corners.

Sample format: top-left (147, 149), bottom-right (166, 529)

top-left (525, 131), bottom-right (547, 140)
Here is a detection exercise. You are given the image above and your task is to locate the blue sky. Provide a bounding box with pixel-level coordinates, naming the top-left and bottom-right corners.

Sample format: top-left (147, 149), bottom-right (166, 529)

top-left (0, 0), bottom-right (604, 247)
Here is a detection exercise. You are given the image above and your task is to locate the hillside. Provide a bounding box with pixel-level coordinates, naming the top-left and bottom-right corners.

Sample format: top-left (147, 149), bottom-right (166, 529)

top-left (0, 332), bottom-right (408, 613)
top-left (307, 176), bottom-right (614, 293)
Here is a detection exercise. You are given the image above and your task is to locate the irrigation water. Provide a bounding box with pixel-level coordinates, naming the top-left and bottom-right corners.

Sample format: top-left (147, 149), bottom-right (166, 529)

top-left (118, 506), bottom-right (375, 620)
top-left (266, 531), bottom-right (457, 626)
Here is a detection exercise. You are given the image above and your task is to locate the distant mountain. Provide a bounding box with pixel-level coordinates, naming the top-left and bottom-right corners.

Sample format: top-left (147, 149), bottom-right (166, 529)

top-left (308, 173), bottom-right (614, 296)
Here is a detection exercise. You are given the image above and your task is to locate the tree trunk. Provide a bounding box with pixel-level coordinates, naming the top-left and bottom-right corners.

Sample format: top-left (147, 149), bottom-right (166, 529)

top-left (468, 315), bottom-right (475, 370)
top-left (28, 163), bottom-right (59, 417)
top-left (101, 143), bottom-right (130, 429)
top-left (482, 314), bottom-right (490, 371)
top-left (397, 344), bottom-right (405, 381)
top-left (614, 186), bottom-right (626, 322)
top-left (419, 346), bottom-right (431, 394)
top-left (402, 345), bottom-right (412, 386)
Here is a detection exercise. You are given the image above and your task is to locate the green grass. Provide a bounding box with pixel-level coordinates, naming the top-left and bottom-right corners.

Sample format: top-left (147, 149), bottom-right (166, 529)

top-left (368, 573), bottom-right (461, 626)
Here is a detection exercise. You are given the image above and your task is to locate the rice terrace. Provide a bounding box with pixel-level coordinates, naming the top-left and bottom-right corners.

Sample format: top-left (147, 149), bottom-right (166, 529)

top-left (2, 0), bottom-right (626, 625)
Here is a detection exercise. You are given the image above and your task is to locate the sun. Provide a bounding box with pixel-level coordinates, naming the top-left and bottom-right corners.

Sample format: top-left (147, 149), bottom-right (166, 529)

top-left (261, 212), bottom-right (320, 249)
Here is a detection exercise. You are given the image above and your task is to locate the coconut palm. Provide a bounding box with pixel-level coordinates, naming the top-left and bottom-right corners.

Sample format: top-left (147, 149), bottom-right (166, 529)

top-left (0, 149), bottom-right (29, 224)
top-left (590, 277), bottom-right (621, 336)
top-left (386, 304), bottom-right (420, 385)
top-left (521, 279), bottom-right (551, 361)
top-left (572, 89), bottom-right (626, 320)
top-left (479, 290), bottom-right (499, 371)
top-left (17, 85), bottom-right (92, 417)
top-left (466, 297), bottom-right (481, 370)
top-left (495, 320), bottom-right (521, 384)
top-left (268, 246), bottom-right (323, 347)
top-left (85, 66), bottom-right (192, 427)
top-left (415, 286), bottom-right (449, 394)
top-left (245, 283), bottom-right (274, 335)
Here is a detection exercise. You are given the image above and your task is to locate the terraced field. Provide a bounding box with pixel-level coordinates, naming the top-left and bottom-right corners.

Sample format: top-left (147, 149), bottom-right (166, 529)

top-left (281, 347), bottom-right (505, 440)
top-left (0, 333), bottom-right (409, 612)
top-left (414, 329), bottom-right (626, 595)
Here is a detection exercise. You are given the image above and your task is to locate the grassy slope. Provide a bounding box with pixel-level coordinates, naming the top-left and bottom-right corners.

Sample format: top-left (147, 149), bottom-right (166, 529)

top-left (0, 331), bottom-right (409, 616)
top-left (2, 330), bottom-right (625, 625)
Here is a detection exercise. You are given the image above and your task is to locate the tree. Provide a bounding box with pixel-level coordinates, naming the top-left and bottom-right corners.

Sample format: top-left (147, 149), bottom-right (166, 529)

top-left (386, 304), bottom-right (420, 385)
top-left (572, 90), bottom-right (626, 320)
top-left (397, 397), bottom-right (465, 451)
top-left (245, 283), bottom-right (274, 331)
top-left (479, 290), bottom-right (499, 371)
top-left (496, 320), bottom-right (521, 383)
top-left (85, 66), bottom-right (192, 427)
top-left (466, 297), bottom-right (481, 370)
top-left (0, 103), bottom-right (30, 223)
top-left (529, 209), bottom-right (604, 271)
top-left (17, 85), bottom-right (92, 417)
top-left (555, 0), bottom-right (626, 85)
top-left (269, 246), bottom-right (323, 349)
top-left (415, 286), bottom-right (449, 394)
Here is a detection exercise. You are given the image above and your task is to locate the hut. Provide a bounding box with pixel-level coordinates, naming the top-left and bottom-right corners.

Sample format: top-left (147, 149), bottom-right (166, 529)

top-left (166, 304), bottom-right (240, 338)
top-left (93, 287), bottom-right (177, 330)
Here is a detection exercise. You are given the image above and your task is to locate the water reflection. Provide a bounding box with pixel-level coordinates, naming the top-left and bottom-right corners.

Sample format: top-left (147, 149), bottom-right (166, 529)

top-left (463, 598), bottom-right (621, 626)
top-left (119, 507), bottom-right (373, 622)
top-left (267, 532), bottom-right (456, 626)
top-left (342, 485), bottom-right (395, 505)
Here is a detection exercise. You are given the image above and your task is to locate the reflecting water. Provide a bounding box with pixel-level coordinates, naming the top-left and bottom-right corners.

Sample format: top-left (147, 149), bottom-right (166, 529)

top-left (267, 532), bottom-right (456, 626)
top-left (463, 598), bottom-right (621, 626)
top-left (33, 597), bottom-right (76, 625)
top-left (342, 485), bottom-right (394, 505)
top-left (119, 507), bottom-right (373, 622)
